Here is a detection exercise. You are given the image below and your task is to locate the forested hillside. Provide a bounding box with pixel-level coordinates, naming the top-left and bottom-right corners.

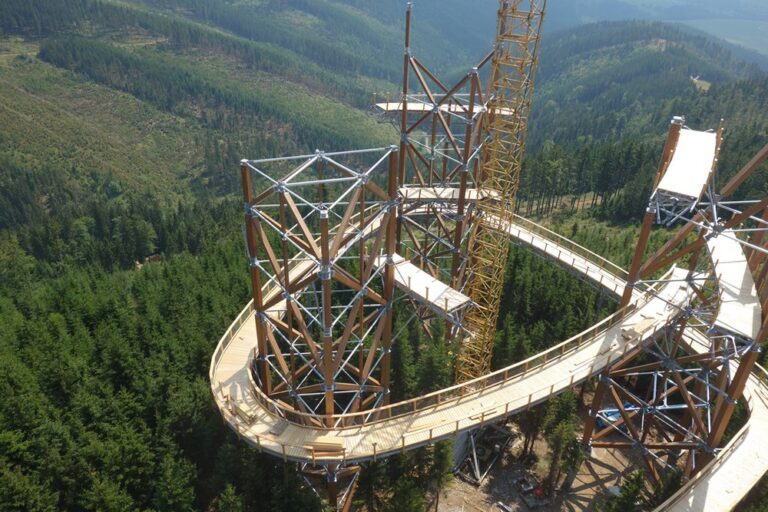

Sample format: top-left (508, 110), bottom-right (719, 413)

top-left (1, 0), bottom-right (767, 510)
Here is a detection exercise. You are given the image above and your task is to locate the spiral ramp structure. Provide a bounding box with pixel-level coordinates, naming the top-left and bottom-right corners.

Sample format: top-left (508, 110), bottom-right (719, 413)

top-left (210, 1), bottom-right (768, 510)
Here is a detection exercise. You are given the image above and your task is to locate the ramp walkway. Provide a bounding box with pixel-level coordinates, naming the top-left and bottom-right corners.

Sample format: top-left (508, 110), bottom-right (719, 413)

top-left (212, 267), bottom-right (689, 464)
top-left (399, 187), bottom-right (497, 203)
top-left (707, 229), bottom-right (762, 340)
top-left (374, 253), bottom-right (471, 317)
top-left (375, 101), bottom-right (514, 117)
top-left (210, 215), bottom-right (768, 511)
top-left (660, 228), bottom-right (766, 511)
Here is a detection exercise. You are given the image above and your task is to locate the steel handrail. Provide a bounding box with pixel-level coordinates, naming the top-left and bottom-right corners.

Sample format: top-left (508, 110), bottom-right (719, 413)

top-left (510, 214), bottom-right (630, 279)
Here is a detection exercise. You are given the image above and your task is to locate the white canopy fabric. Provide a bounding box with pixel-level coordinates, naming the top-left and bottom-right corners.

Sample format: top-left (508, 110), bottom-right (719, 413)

top-left (708, 230), bottom-right (762, 341)
top-left (655, 129), bottom-right (718, 200)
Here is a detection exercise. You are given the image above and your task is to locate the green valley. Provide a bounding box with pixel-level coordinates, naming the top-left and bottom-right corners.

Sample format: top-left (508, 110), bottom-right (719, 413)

top-left (0, 1), bottom-right (767, 511)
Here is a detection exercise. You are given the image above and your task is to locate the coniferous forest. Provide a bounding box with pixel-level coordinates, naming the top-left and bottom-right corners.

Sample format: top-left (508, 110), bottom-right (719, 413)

top-left (1, 1), bottom-right (767, 511)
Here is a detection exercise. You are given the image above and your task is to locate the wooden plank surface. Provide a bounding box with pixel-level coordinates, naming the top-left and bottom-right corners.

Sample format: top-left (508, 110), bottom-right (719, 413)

top-left (708, 230), bottom-right (761, 340)
top-left (211, 216), bottom-right (768, 512)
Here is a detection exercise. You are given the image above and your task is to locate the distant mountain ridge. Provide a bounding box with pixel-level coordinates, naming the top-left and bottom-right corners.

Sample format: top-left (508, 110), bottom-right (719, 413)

top-left (0, 0), bottom-right (764, 205)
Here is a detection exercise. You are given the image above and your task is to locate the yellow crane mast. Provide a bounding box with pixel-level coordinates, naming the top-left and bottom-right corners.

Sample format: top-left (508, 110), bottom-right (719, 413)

top-left (456, 0), bottom-right (547, 382)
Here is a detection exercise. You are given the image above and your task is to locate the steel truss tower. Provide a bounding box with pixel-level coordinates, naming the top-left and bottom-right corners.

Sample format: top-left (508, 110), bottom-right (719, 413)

top-left (583, 118), bottom-right (768, 482)
top-left (380, 0), bottom-right (547, 381)
top-left (240, 147), bottom-right (400, 509)
top-left (238, 1), bottom-right (547, 508)
top-left (241, 147), bottom-right (399, 427)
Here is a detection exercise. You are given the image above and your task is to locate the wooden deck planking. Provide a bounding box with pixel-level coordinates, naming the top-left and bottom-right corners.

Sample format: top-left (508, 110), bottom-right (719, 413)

top-left (211, 216), bottom-right (768, 511)
top-left (375, 102), bottom-right (514, 117)
top-left (212, 267), bottom-right (691, 463)
top-left (707, 230), bottom-right (762, 340)
top-left (399, 187), bottom-right (499, 203)
top-left (374, 253), bottom-right (472, 313)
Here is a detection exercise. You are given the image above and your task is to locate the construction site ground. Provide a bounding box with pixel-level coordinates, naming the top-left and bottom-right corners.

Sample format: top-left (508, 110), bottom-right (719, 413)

top-left (438, 400), bottom-right (641, 512)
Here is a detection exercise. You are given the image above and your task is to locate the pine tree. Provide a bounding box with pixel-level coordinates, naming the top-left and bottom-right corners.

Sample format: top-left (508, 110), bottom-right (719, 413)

top-left (517, 406), bottom-right (546, 458)
top-left (383, 478), bottom-right (425, 512)
top-left (216, 484), bottom-right (244, 512)
top-left (391, 314), bottom-right (418, 401)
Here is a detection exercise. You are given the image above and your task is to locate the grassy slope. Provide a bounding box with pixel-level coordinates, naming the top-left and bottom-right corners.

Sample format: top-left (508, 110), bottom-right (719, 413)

top-left (121, 0), bottom-right (498, 76)
top-left (0, 39), bottom-right (203, 195)
top-left (0, 29), bottom-right (394, 200)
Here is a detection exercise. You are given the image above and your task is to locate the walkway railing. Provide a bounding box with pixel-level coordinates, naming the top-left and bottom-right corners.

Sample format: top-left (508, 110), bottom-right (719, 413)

top-left (210, 217), bottom-right (658, 431)
top-left (509, 214), bottom-right (630, 280)
top-left (215, 298), bottom-right (646, 431)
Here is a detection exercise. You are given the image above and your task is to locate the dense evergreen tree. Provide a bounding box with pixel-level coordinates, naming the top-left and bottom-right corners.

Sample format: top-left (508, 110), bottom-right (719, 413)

top-left (597, 470), bottom-right (646, 512)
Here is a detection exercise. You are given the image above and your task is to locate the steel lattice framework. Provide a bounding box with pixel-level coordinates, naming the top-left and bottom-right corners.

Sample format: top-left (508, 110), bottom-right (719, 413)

top-left (583, 119), bottom-right (768, 482)
top-left (241, 147), bottom-right (399, 430)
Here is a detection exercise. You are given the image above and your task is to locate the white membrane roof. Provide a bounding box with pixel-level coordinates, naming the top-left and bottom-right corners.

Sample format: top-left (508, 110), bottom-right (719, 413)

top-left (655, 129), bottom-right (718, 200)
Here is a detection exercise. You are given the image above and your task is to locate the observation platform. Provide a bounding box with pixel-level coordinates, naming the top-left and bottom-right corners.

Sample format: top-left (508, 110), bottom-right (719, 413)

top-left (708, 229), bottom-right (762, 341)
top-left (652, 128), bottom-right (718, 223)
top-left (375, 101), bottom-right (514, 117)
top-left (374, 253), bottom-right (471, 315)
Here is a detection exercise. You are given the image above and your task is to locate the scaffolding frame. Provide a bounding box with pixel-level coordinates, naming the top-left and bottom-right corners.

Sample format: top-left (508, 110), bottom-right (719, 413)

top-left (456, 0), bottom-right (547, 382)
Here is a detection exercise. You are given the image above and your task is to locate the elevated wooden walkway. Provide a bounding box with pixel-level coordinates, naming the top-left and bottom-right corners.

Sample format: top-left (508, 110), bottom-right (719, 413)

top-left (211, 268), bottom-right (688, 464)
top-left (374, 253), bottom-right (471, 316)
top-left (375, 101), bottom-right (514, 117)
top-left (210, 215), bottom-right (768, 511)
top-left (707, 229), bottom-right (762, 340)
top-left (399, 187), bottom-right (500, 203)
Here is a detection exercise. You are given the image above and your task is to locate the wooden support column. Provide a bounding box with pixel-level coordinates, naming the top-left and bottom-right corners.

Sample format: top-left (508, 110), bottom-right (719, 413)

top-left (380, 151), bottom-right (399, 405)
top-left (320, 205), bottom-right (335, 425)
top-left (395, 3), bottom-right (412, 253)
top-left (450, 68), bottom-right (478, 292)
top-left (704, 348), bottom-right (760, 467)
top-left (241, 162), bottom-right (272, 394)
top-left (582, 373), bottom-right (609, 445)
top-left (620, 117), bottom-right (684, 307)
top-left (277, 193), bottom-right (297, 403)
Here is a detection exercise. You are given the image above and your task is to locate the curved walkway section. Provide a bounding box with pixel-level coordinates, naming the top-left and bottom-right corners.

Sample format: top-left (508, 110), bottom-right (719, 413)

top-left (212, 271), bottom-right (687, 464)
top-left (210, 217), bottom-right (768, 510)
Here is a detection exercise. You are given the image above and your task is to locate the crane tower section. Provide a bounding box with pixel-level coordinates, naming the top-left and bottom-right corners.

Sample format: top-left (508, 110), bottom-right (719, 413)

top-left (456, 1), bottom-right (546, 382)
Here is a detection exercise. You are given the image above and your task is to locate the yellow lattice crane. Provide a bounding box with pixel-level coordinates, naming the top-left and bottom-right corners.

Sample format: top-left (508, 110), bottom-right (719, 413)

top-left (456, 1), bottom-right (547, 383)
